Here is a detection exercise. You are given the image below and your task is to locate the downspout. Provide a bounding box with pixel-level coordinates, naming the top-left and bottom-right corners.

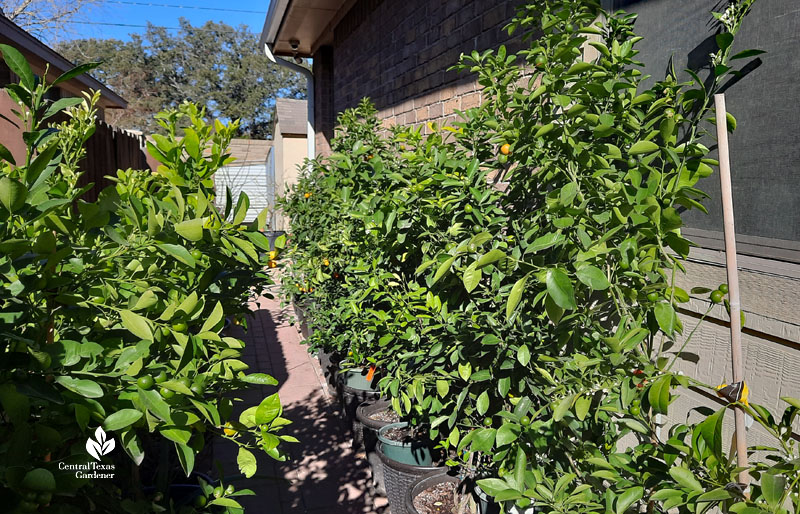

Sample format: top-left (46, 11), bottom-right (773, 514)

top-left (264, 43), bottom-right (315, 165)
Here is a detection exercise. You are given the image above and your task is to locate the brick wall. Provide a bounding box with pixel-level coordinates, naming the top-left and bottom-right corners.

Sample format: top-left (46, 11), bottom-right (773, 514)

top-left (315, 0), bottom-right (525, 150)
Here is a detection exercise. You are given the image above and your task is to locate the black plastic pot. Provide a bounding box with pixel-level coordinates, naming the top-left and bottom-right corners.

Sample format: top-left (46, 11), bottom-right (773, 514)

top-left (377, 442), bottom-right (444, 514)
top-left (355, 400), bottom-right (394, 495)
top-left (405, 471), bottom-right (460, 514)
top-left (317, 347), bottom-right (341, 396)
top-left (356, 399), bottom-right (394, 453)
top-left (338, 369), bottom-right (381, 441)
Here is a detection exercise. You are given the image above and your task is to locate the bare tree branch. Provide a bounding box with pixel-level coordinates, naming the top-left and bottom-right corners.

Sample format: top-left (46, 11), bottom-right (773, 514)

top-left (1, 0), bottom-right (103, 42)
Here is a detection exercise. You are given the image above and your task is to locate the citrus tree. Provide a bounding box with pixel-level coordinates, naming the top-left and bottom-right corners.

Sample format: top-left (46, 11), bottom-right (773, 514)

top-left (0, 47), bottom-right (292, 513)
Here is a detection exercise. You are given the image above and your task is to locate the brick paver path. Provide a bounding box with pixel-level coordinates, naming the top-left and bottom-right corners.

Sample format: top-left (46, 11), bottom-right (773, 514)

top-left (213, 292), bottom-right (386, 513)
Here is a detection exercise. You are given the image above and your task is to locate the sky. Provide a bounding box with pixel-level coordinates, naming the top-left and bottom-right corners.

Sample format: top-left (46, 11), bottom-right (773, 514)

top-left (61, 0), bottom-right (271, 42)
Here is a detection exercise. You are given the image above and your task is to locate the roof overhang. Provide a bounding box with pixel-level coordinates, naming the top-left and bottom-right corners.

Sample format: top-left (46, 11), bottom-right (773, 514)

top-left (0, 17), bottom-right (127, 109)
top-left (259, 0), bottom-right (352, 57)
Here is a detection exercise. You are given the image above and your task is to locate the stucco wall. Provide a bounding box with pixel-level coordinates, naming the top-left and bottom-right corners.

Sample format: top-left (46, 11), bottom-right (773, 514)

top-left (273, 120), bottom-right (308, 231)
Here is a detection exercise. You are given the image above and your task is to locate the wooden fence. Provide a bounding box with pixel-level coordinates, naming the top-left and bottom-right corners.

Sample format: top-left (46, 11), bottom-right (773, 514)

top-left (76, 120), bottom-right (152, 202)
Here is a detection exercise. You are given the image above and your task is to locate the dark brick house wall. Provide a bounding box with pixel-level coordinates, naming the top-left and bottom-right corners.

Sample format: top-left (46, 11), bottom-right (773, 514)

top-left (315, 0), bottom-right (525, 148)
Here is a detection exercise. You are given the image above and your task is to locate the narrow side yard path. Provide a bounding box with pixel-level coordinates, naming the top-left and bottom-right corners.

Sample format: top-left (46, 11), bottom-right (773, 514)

top-left (214, 293), bottom-right (383, 513)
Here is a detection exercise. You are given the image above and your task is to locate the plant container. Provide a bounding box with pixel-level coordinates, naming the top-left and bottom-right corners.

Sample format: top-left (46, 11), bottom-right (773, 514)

top-left (377, 442), bottom-right (444, 514)
top-left (377, 422), bottom-right (433, 467)
top-left (474, 485), bottom-right (501, 514)
top-left (355, 399), bottom-right (396, 494)
top-left (405, 470), bottom-right (461, 514)
top-left (338, 369), bottom-right (381, 439)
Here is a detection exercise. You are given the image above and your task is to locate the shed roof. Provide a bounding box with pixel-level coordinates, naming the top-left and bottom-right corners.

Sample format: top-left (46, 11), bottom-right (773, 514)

top-left (0, 16), bottom-right (127, 109)
top-left (224, 139), bottom-right (273, 164)
top-left (275, 98), bottom-right (307, 136)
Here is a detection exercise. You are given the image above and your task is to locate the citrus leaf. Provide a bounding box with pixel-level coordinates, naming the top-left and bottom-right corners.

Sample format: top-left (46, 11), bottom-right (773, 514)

top-left (120, 309), bottom-right (153, 340)
top-left (506, 275), bottom-right (528, 319)
top-left (546, 268), bottom-right (576, 310)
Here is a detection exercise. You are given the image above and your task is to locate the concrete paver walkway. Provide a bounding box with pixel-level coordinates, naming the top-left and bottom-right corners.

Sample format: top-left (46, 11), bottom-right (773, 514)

top-left (213, 293), bottom-right (385, 513)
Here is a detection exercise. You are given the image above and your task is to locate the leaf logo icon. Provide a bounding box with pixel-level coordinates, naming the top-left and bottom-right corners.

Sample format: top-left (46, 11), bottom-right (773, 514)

top-left (86, 427), bottom-right (115, 461)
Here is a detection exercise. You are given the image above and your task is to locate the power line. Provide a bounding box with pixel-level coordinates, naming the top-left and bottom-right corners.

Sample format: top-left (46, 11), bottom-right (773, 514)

top-left (68, 20), bottom-right (257, 34)
top-left (102, 1), bottom-right (263, 14)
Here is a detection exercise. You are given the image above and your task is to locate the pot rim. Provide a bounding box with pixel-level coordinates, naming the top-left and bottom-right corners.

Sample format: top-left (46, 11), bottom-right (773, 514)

top-left (376, 441), bottom-right (444, 473)
top-left (405, 470), bottom-right (460, 514)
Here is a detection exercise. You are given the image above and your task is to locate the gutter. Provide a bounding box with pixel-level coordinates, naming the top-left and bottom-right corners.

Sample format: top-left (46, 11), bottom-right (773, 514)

top-left (264, 43), bottom-right (315, 164)
top-left (259, 0), bottom-right (291, 51)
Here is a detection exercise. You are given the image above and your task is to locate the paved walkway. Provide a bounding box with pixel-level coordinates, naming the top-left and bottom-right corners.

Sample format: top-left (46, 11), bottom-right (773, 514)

top-left (213, 292), bottom-right (386, 513)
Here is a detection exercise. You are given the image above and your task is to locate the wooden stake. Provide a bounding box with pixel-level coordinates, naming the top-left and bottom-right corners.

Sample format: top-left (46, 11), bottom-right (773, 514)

top-left (714, 93), bottom-right (750, 487)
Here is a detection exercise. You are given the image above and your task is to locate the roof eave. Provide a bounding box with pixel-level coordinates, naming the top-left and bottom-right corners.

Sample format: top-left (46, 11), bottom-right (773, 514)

top-left (0, 17), bottom-right (127, 109)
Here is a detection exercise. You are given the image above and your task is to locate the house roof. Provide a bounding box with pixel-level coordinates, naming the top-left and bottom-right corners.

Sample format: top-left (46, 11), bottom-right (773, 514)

top-left (0, 16), bottom-right (127, 109)
top-left (223, 139), bottom-right (273, 164)
top-left (259, 0), bottom-right (351, 57)
top-left (275, 98), bottom-right (308, 136)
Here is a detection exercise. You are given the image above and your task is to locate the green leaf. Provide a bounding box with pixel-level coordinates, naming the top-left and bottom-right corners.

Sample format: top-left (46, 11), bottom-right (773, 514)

top-left (458, 362), bottom-right (471, 382)
top-left (52, 62), bottom-right (100, 86)
top-left (436, 380), bottom-right (449, 398)
top-left (553, 394), bottom-right (575, 421)
top-left (476, 249), bottom-right (506, 268)
top-left (42, 97), bottom-right (83, 121)
top-left (175, 442), bottom-right (195, 476)
top-left (158, 243), bottom-right (196, 268)
top-left (647, 375), bottom-right (671, 415)
top-left (716, 32), bottom-right (734, 51)
top-left (232, 193), bottom-right (250, 225)
top-left (517, 345), bottom-right (530, 366)
top-left (174, 218), bottom-right (204, 241)
top-left (432, 256), bottom-right (455, 284)
top-left (255, 393), bottom-right (281, 425)
top-left (616, 486), bottom-right (643, 514)
top-left (574, 396), bottom-right (591, 421)
top-left (237, 447), bottom-right (258, 478)
top-left (528, 232), bottom-right (562, 253)
top-left (120, 309), bottom-right (153, 340)
top-left (496, 423), bottom-right (520, 446)
top-left (506, 275), bottom-right (528, 319)
top-left (209, 498), bottom-right (243, 508)
top-left (761, 472), bottom-right (786, 507)
top-left (0, 142), bottom-right (15, 164)
top-left (139, 389), bottom-right (172, 423)
top-left (668, 467), bottom-right (703, 492)
top-left (103, 409), bottom-right (143, 431)
top-left (628, 140), bottom-right (660, 155)
top-left (546, 268), bottom-right (576, 310)
top-left (200, 301), bottom-right (224, 333)
top-left (576, 265), bottom-right (610, 290)
top-left (0, 44), bottom-right (34, 90)
top-left (697, 488), bottom-right (733, 502)
top-left (462, 262), bottom-right (481, 292)
top-left (241, 373), bottom-right (278, 386)
top-left (183, 128), bottom-right (201, 159)
top-left (0, 177), bottom-right (28, 212)
top-left (476, 390), bottom-right (489, 415)
top-left (54, 376), bottom-right (103, 398)
top-left (654, 302), bottom-right (677, 336)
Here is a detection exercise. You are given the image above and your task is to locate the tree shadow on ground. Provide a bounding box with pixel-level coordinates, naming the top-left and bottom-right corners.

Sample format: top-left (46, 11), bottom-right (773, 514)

top-left (211, 298), bottom-right (385, 513)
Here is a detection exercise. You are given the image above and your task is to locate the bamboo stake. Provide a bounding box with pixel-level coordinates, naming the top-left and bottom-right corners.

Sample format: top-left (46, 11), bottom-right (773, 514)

top-left (714, 93), bottom-right (750, 487)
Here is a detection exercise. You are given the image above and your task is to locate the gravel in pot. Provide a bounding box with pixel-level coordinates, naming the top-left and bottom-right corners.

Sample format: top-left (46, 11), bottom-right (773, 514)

top-left (405, 471), bottom-right (461, 514)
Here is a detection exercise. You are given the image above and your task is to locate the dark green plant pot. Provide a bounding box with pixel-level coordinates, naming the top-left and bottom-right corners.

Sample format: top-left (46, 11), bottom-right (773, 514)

top-left (377, 422), bottom-right (433, 467)
top-left (475, 485), bottom-right (501, 514)
top-left (337, 369), bottom-right (381, 440)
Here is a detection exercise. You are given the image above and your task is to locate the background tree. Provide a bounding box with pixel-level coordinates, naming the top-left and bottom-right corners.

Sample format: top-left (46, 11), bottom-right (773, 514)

top-left (0, 0), bottom-right (101, 41)
top-left (57, 18), bottom-right (306, 139)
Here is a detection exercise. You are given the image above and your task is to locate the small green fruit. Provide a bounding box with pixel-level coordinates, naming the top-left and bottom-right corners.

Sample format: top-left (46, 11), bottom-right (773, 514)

top-left (171, 322), bottom-right (188, 333)
top-left (21, 468), bottom-right (56, 492)
top-left (193, 495), bottom-right (207, 507)
top-left (225, 484), bottom-right (235, 495)
top-left (213, 486), bottom-right (224, 499)
top-left (464, 204), bottom-right (473, 214)
top-left (710, 290), bottom-right (724, 304)
top-left (137, 375), bottom-right (155, 390)
top-left (160, 387), bottom-right (175, 399)
top-left (155, 371), bottom-right (168, 384)
top-left (520, 416), bottom-right (531, 426)
top-left (483, 417), bottom-right (492, 427)
top-left (190, 249), bottom-right (202, 260)
top-left (718, 283), bottom-right (729, 294)
top-left (646, 292), bottom-right (659, 302)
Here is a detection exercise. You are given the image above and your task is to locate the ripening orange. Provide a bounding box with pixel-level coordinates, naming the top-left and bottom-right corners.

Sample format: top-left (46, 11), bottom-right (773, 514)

top-left (304, 192), bottom-right (311, 198)
top-left (323, 258), bottom-right (330, 266)
top-left (268, 260), bottom-right (277, 268)
top-left (500, 143), bottom-right (511, 155)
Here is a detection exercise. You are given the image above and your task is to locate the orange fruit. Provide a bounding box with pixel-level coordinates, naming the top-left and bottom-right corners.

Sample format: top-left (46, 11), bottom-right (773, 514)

top-left (223, 423), bottom-right (237, 436)
top-left (500, 143), bottom-right (511, 155)
top-left (268, 260), bottom-right (277, 268)
top-left (323, 258), bottom-right (330, 266)
top-left (304, 192), bottom-right (311, 198)
top-left (269, 250), bottom-right (278, 260)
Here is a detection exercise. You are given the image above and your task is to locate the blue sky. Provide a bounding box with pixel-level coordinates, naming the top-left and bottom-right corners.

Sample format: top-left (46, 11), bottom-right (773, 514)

top-left (64, 0), bottom-right (271, 41)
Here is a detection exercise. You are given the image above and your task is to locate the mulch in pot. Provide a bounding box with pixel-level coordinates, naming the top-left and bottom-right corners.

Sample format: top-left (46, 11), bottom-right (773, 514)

top-left (381, 424), bottom-right (423, 443)
top-left (368, 408), bottom-right (399, 423)
top-left (413, 481), bottom-right (458, 514)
